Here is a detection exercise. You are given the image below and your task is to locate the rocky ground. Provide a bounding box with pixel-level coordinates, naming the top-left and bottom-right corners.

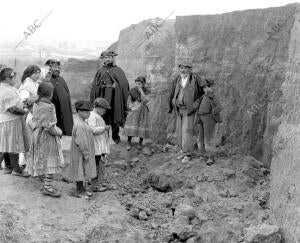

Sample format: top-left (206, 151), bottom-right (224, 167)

top-left (0, 139), bottom-right (282, 243)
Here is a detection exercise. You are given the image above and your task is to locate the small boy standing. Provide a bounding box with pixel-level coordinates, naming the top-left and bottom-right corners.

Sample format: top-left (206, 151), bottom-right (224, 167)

top-left (68, 100), bottom-right (96, 198)
top-left (196, 79), bottom-right (222, 165)
top-left (87, 98), bottom-right (111, 192)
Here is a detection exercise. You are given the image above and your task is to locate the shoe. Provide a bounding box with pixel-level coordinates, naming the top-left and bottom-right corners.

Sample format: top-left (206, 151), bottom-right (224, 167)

top-left (206, 158), bottom-right (215, 165)
top-left (3, 168), bottom-right (13, 174)
top-left (72, 192), bottom-right (90, 199)
top-left (11, 170), bottom-right (30, 177)
top-left (113, 138), bottom-right (121, 144)
top-left (91, 185), bottom-right (107, 192)
top-left (182, 156), bottom-right (192, 164)
top-left (42, 187), bottom-right (61, 198)
top-left (126, 144), bottom-right (132, 151)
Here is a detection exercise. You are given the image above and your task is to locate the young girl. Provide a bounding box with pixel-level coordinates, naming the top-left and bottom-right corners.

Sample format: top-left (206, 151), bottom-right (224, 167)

top-left (87, 98), bottom-right (111, 192)
top-left (195, 79), bottom-right (222, 165)
top-left (0, 67), bottom-right (29, 177)
top-left (28, 82), bottom-right (64, 197)
top-left (68, 100), bottom-right (96, 198)
top-left (124, 76), bottom-right (151, 151)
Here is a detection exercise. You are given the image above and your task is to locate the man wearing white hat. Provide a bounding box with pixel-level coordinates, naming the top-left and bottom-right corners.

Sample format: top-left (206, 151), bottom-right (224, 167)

top-left (168, 59), bottom-right (204, 163)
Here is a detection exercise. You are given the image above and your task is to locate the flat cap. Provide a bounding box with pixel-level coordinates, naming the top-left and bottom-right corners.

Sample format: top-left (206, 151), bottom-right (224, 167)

top-left (94, 98), bottom-right (111, 109)
top-left (135, 76), bottom-right (146, 83)
top-left (75, 100), bottom-right (93, 111)
top-left (100, 50), bottom-right (118, 58)
top-left (44, 59), bottom-right (61, 66)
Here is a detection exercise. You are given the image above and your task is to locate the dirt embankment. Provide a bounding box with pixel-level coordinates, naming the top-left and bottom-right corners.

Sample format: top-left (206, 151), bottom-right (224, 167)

top-left (0, 140), bottom-right (278, 243)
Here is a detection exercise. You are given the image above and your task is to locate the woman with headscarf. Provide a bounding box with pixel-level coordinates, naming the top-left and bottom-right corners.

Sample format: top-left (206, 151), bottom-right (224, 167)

top-left (124, 76), bottom-right (151, 151)
top-left (19, 65), bottom-right (41, 104)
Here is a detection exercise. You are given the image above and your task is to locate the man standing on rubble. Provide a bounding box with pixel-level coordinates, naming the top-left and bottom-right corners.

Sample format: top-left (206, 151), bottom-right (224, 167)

top-left (168, 59), bottom-right (205, 163)
top-left (90, 51), bottom-right (129, 144)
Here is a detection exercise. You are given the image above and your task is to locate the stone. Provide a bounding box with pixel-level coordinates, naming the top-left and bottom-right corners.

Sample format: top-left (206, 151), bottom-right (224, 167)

top-left (168, 216), bottom-right (196, 241)
top-left (243, 224), bottom-right (282, 243)
top-left (142, 146), bottom-right (152, 156)
top-left (174, 203), bottom-right (196, 220)
top-left (131, 157), bottom-right (139, 163)
top-left (112, 160), bottom-right (128, 170)
top-left (129, 208), bottom-right (140, 219)
top-left (147, 172), bottom-right (183, 192)
top-left (138, 211), bottom-right (148, 221)
top-left (145, 208), bottom-right (152, 216)
top-left (223, 168), bottom-right (236, 179)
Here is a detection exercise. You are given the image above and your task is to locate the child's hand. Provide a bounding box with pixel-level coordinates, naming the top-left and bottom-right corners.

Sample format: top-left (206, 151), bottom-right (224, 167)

top-left (105, 126), bottom-right (110, 131)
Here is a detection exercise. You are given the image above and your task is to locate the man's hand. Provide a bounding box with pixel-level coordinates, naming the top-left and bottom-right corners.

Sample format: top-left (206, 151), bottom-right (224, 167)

top-left (187, 106), bottom-right (196, 116)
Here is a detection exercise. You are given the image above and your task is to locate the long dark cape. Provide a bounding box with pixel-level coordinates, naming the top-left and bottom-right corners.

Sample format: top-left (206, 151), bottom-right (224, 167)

top-left (90, 65), bottom-right (129, 126)
top-left (50, 76), bottom-right (74, 136)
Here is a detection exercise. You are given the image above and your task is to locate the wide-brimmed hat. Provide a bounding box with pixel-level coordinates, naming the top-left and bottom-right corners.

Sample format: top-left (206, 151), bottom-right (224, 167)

top-left (178, 59), bottom-right (192, 68)
top-left (44, 59), bottom-right (61, 66)
top-left (100, 50), bottom-right (118, 59)
top-left (75, 100), bottom-right (93, 111)
top-left (94, 98), bottom-right (111, 109)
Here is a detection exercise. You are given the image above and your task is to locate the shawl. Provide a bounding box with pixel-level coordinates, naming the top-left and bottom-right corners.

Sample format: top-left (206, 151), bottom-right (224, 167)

top-left (33, 98), bottom-right (57, 129)
top-left (0, 83), bottom-right (22, 113)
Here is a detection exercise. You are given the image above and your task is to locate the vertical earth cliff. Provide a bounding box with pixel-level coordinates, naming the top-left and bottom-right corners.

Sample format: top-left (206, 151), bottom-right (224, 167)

top-left (106, 4), bottom-right (299, 242)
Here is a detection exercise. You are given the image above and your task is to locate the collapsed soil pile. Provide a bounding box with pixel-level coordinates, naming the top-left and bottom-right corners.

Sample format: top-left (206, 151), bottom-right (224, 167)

top-left (0, 140), bottom-right (281, 243)
top-left (107, 142), bottom-right (279, 243)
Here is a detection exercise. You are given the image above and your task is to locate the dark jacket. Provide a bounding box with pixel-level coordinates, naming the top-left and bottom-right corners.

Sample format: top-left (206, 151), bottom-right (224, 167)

top-left (90, 64), bottom-right (129, 126)
top-left (197, 91), bottom-right (222, 123)
top-left (50, 76), bottom-right (74, 136)
top-left (168, 73), bottom-right (204, 115)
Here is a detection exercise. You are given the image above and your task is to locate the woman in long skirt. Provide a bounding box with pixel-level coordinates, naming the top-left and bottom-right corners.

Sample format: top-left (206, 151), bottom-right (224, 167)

top-left (0, 67), bottom-right (30, 177)
top-left (124, 76), bottom-right (151, 150)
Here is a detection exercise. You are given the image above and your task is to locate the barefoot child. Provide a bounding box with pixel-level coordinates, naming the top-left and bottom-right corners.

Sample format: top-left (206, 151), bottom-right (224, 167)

top-left (87, 98), bottom-right (111, 192)
top-left (28, 82), bottom-right (64, 197)
top-left (68, 100), bottom-right (96, 198)
top-left (124, 76), bottom-right (151, 150)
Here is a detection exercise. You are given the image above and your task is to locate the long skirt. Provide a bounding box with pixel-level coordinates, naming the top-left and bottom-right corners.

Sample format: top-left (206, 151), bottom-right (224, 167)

top-left (27, 128), bottom-right (63, 177)
top-left (0, 118), bottom-right (29, 153)
top-left (124, 105), bottom-right (151, 138)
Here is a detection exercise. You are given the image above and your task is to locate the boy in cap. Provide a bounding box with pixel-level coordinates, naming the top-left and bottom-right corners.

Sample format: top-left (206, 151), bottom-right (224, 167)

top-left (68, 100), bottom-right (96, 198)
top-left (87, 98), bottom-right (111, 192)
top-left (195, 78), bottom-right (222, 165)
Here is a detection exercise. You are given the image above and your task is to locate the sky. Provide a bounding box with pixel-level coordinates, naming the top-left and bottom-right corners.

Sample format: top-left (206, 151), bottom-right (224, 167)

top-left (0, 0), bottom-right (297, 44)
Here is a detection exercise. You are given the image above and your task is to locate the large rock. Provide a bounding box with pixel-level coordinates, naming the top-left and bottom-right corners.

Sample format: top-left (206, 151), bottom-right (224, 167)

top-left (243, 224), bottom-right (282, 243)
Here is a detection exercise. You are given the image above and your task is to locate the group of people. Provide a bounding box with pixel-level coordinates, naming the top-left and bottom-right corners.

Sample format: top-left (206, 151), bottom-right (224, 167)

top-left (0, 50), bottom-right (153, 198)
top-left (0, 49), bottom-right (222, 198)
top-left (169, 60), bottom-right (222, 164)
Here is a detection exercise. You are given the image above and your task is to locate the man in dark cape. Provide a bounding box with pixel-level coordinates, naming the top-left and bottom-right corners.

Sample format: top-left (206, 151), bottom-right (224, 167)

top-left (90, 50), bottom-right (129, 143)
top-left (45, 59), bottom-right (73, 136)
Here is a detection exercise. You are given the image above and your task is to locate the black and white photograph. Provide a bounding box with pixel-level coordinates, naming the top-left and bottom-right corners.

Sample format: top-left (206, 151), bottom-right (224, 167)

top-left (0, 0), bottom-right (299, 242)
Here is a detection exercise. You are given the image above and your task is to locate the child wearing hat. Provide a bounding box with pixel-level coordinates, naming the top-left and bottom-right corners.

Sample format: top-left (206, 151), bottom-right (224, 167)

top-left (87, 98), bottom-right (111, 192)
top-left (195, 79), bottom-right (222, 165)
top-left (28, 82), bottom-right (64, 197)
top-left (68, 100), bottom-right (96, 198)
top-left (124, 76), bottom-right (151, 150)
